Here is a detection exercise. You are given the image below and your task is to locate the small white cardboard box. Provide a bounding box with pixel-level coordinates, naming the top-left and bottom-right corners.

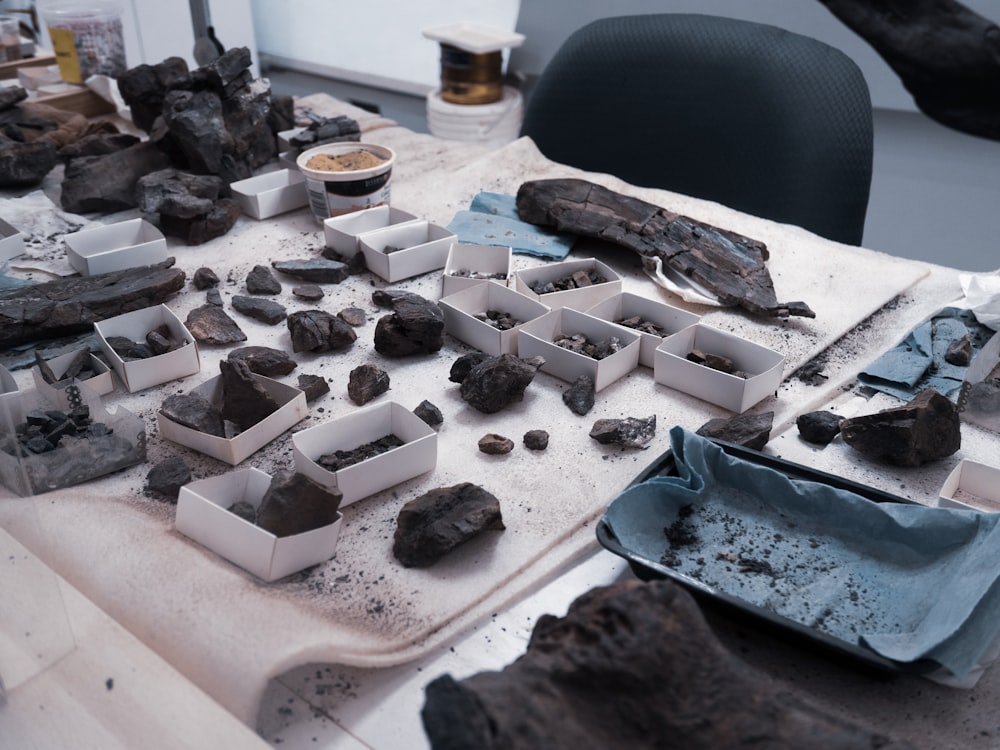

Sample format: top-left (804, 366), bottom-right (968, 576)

top-left (939, 460), bottom-right (1000, 512)
top-left (441, 242), bottom-right (512, 296)
top-left (31, 349), bottom-right (114, 409)
top-left (513, 258), bottom-right (622, 310)
top-left (358, 220), bottom-right (456, 283)
top-left (175, 468), bottom-right (344, 582)
top-left (440, 281), bottom-right (549, 356)
top-left (516, 307), bottom-right (641, 392)
top-left (0, 364), bottom-right (21, 426)
top-left (0, 217), bottom-right (25, 263)
top-left (586, 292), bottom-right (701, 368)
top-left (230, 169), bottom-right (308, 219)
top-left (654, 323), bottom-right (785, 413)
top-left (278, 150), bottom-right (299, 171)
top-left (292, 400), bottom-right (437, 507)
top-left (323, 205), bottom-right (420, 258)
top-left (64, 218), bottom-right (169, 276)
top-left (158, 374), bottom-right (307, 465)
top-left (276, 126), bottom-right (307, 152)
top-left (94, 305), bottom-right (201, 393)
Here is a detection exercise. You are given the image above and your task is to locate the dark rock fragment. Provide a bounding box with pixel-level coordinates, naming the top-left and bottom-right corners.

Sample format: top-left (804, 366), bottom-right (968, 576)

top-left (116, 56), bottom-right (190, 132)
top-left (479, 434), bottom-right (514, 455)
top-left (0, 138), bottom-right (58, 188)
top-left (286, 310), bottom-right (357, 353)
top-left (157, 198), bottom-right (241, 245)
top-left (145, 456), bottom-right (192, 501)
top-left (255, 469), bottom-right (342, 538)
top-left (185, 304), bottom-right (247, 345)
top-left (795, 411), bottom-right (844, 446)
top-left (840, 388), bottom-right (961, 467)
top-left (297, 373), bottom-right (330, 402)
top-left (134, 168), bottom-right (222, 214)
top-left (219, 358), bottom-right (281, 431)
top-left (449, 352), bottom-right (492, 383)
top-left (272, 259), bottom-right (350, 284)
top-left (421, 579), bottom-right (906, 749)
top-left (205, 288), bottom-right (223, 306)
top-left (227, 345), bottom-right (297, 377)
top-left (292, 284), bottom-right (324, 301)
top-left (589, 415), bottom-right (656, 449)
top-left (145, 327), bottom-right (176, 355)
top-left (231, 295), bottom-right (287, 325)
top-left (393, 483), bottom-right (505, 568)
top-left (318, 434), bottom-right (404, 471)
top-left (459, 354), bottom-right (542, 414)
top-left (193, 266), bottom-right (220, 289)
top-left (523, 430), bottom-right (549, 450)
top-left (338, 306), bottom-right (366, 326)
top-left (562, 374), bottom-right (595, 416)
top-left (246, 264), bottom-right (281, 294)
top-left (372, 290), bottom-right (445, 356)
top-left (347, 363), bottom-right (390, 405)
top-left (288, 114), bottom-right (360, 148)
top-left (414, 400), bottom-right (443, 427)
top-left (61, 142), bottom-right (172, 212)
top-left (945, 334), bottom-right (972, 366)
top-left (0, 85), bottom-right (28, 111)
top-left (229, 500), bottom-right (257, 524)
top-left (59, 133), bottom-right (141, 162)
top-left (697, 411), bottom-right (774, 450)
top-left (160, 392), bottom-right (225, 436)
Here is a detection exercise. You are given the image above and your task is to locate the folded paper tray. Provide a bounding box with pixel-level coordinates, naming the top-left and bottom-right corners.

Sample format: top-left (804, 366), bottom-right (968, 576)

top-left (596, 440), bottom-right (938, 677)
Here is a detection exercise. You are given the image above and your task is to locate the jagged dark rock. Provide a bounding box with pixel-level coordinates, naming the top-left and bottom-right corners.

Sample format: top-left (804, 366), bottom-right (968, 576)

top-left (160, 392), bottom-right (225, 436)
top-left (393, 482), bottom-right (505, 568)
top-left (697, 411), bottom-right (774, 450)
top-left (134, 168), bottom-right (223, 214)
top-left (449, 352), bottom-right (492, 383)
top-left (589, 415), bottom-right (656, 448)
top-left (840, 388), bottom-right (961, 466)
top-left (157, 197), bottom-right (241, 245)
top-left (58, 132), bottom-right (141, 161)
top-left (478, 433), bottom-right (514, 455)
top-left (231, 295), bottom-right (287, 325)
top-left (246, 264), bottom-right (281, 295)
top-left (523, 430), bottom-right (549, 450)
top-left (116, 56), bottom-right (191, 132)
top-left (286, 309), bottom-right (357, 353)
top-left (255, 469), bottom-right (342, 538)
top-left (185, 304), bottom-right (247, 345)
top-left (338, 306), bottom-right (367, 326)
top-left (562, 374), bottom-right (595, 416)
top-left (272, 259), bottom-right (351, 284)
top-left (61, 142), bottom-right (172, 212)
top-left (459, 354), bottom-right (543, 414)
top-left (0, 85), bottom-right (28, 111)
top-left (347, 363), bottom-right (390, 405)
top-left (372, 289), bottom-right (445, 357)
top-left (145, 456), bottom-right (192, 501)
top-left (206, 288), bottom-right (223, 306)
top-left (421, 579), bottom-right (909, 749)
top-left (287, 114), bottom-right (360, 148)
top-left (795, 411), bottom-right (844, 446)
top-left (414, 400), bottom-right (444, 427)
top-left (227, 345), bottom-right (297, 377)
top-left (297, 373), bottom-right (330, 402)
top-left (0, 138), bottom-right (58, 187)
top-left (945, 334), bottom-right (972, 366)
top-left (292, 284), bottom-right (324, 301)
top-left (193, 266), bottom-right (220, 289)
top-left (219, 358), bottom-right (281, 431)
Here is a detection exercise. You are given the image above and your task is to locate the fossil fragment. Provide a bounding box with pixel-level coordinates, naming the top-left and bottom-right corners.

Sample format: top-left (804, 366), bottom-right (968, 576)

top-left (459, 353), bottom-right (543, 414)
top-left (286, 310), bottom-right (357, 353)
top-left (347, 363), bottom-right (390, 405)
top-left (255, 469), bottom-right (342, 538)
top-left (372, 289), bottom-right (445, 357)
top-left (272, 259), bottom-right (350, 284)
top-left (185, 304), bottom-right (247, 345)
top-left (219, 358), bottom-right (281, 431)
top-left (231, 295), bottom-right (287, 325)
top-left (227, 345), bottom-right (297, 377)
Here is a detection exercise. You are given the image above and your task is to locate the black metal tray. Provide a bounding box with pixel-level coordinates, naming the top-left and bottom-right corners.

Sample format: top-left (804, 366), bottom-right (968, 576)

top-left (596, 439), bottom-right (939, 676)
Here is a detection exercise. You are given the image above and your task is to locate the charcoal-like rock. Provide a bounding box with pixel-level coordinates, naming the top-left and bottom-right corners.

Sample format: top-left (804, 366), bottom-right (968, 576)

top-left (562, 374), bottom-right (595, 416)
top-left (193, 47), bottom-right (253, 92)
top-left (206, 288), bottom-right (223, 306)
top-left (116, 56), bottom-right (191, 132)
top-left (0, 85), bottom-right (28, 111)
top-left (421, 580), bottom-right (905, 749)
top-left (219, 358), bottom-right (281, 431)
top-left (231, 295), bottom-right (287, 325)
top-left (478, 434), bottom-right (514, 455)
top-left (161, 89), bottom-right (227, 175)
top-left (318, 434), bottom-right (404, 471)
top-left (287, 310), bottom-right (357, 353)
top-left (449, 352), bottom-right (492, 383)
top-left (347, 363), bottom-right (390, 405)
top-left (338, 306), bottom-right (366, 326)
top-left (697, 411), bottom-right (774, 450)
top-left (589, 415), bottom-right (656, 448)
top-left (459, 354), bottom-right (541, 414)
top-left (246, 264), bottom-right (281, 294)
top-left (945, 334), bottom-right (972, 366)
top-left (0, 138), bottom-right (58, 187)
top-left (227, 345), bottom-right (297, 377)
top-left (795, 411), bottom-right (844, 446)
top-left (256, 469), bottom-right (343, 538)
top-left (57, 132), bottom-right (141, 161)
top-left (61, 142), bottom-right (173, 212)
top-left (229, 500), bottom-right (257, 524)
top-left (193, 266), bottom-right (220, 289)
top-left (393, 482), bottom-right (505, 568)
top-left (145, 328), bottom-right (175, 355)
top-left (372, 290), bottom-right (445, 356)
top-left (185, 304), bottom-right (247, 345)
top-left (523, 430), bottom-right (549, 451)
top-left (414, 400), bottom-right (443, 427)
top-left (288, 114), bottom-right (360, 147)
top-left (297, 373), bottom-right (330, 402)
top-left (272, 259), bottom-right (350, 284)
top-left (158, 197), bottom-right (240, 245)
top-left (840, 388), bottom-right (961, 466)
top-left (160, 392), bottom-right (225, 436)
top-left (292, 284), bottom-right (324, 301)
top-left (145, 456), bottom-right (192, 501)
top-left (134, 168), bottom-right (222, 214)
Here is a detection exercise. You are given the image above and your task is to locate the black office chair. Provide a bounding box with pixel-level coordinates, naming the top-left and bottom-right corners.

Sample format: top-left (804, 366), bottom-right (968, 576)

top-left (518, 14), bottom-right (874, 246)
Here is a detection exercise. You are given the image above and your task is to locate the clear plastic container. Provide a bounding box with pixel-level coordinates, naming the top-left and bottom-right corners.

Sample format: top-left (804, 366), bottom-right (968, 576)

top-left (39, 0), bottom-right (126, 82)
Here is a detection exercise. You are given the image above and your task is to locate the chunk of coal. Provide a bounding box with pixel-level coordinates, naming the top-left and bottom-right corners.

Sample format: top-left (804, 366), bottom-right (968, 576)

top-left (255, 469), bottom-right (342, 538)
top-left (449, 352), bottom-right (492, 383)
top-left (193, 266), bottom-right (220, 289)
top-left (160, 392), bottom-right (225, 436)
top-left (227, 345), bottom-right (297, 377)
top-left (421, 580), bottom-right (905, 749)
top-left (61, 142), bottom-right (172, 212)
top-left (347, 363), bottom-right (390, 405)
top-left (795, 411), bottom-right (844, 446)
top-left (318, 434), bottom-right (404, 471)
top-left (286, 309), bottom-right (357, 353)
top-left (687, 348), bottom-right (738, 374)
top-left (372, 290), bottom-right (445, 356)
top-left (945, 334), bottom-right (972, 366)
top-left (697, 411), bottom-right (774, 450)
top-left (297, 373), bottom-right (330, 402)
top-left (0, 85), bottom-right (28, 111)
top-left (185, 304), bottom-right (247, 345)
top-left (478, 434), bottom-right (514, 455)
top-left (393, 482), bottom-right (505, 568)
top-left (523, 430), bottom-right (549, 451)
top-left (459, 353), bottom-right (542, 414)
top-left (562, 374), bottom-right (596, 415)
top-left (338, 306), bottom-right (367, 326)
top-left (288, 114), bottom-right (361, 147)
top-left (231, 295), bottom-right (287, 325)
top-left (134, 168), bottom-right (222, 214)
top-left (228, 500), bottom-right (257, 524)
top-left (246, 264), bottom-right (282, 294)
top-left (414, 400), bottom-right (443, 427)
top-left (292, 284), bottom-right (324, 301)
top-left (840, 388), bottom-right (961, 466)
top-left (145, 456), bottom-right (192, 501)
top-left (272, 259), bottom-right (350, 284)
top-left (589, 415), bottom-right (656, 449)
top-left (219, 358), bottom-right (281, 431)
top-left (206, 288), bottom-right (223, 306)
top-left (116, 56), bottom-right (191, 132)
top-left (157, 198), bottom-right (241, 245)
top-left (0, 139), bottom-right (58, 188)
top-left (145, 327), bottom-right (176, 355)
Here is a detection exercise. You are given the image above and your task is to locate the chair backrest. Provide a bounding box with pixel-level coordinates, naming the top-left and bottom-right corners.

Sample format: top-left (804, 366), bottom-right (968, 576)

top-left (518, 13), bottom-right (874, 245)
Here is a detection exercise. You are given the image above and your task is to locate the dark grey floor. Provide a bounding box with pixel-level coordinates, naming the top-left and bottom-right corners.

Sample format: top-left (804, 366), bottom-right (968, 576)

top-left (265, 65), bottom-right (1000, 273)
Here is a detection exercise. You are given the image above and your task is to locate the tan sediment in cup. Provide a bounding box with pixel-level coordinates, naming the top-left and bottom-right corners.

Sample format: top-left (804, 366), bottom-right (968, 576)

top-left (296, 143), bottom-right (396, 224)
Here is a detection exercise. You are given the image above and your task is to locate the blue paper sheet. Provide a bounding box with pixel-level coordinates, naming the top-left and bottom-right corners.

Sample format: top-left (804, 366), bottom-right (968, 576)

top-left (604, 426), bottom-right (1000, 680)
top-left (447, 192), bottom-right (576, 260)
